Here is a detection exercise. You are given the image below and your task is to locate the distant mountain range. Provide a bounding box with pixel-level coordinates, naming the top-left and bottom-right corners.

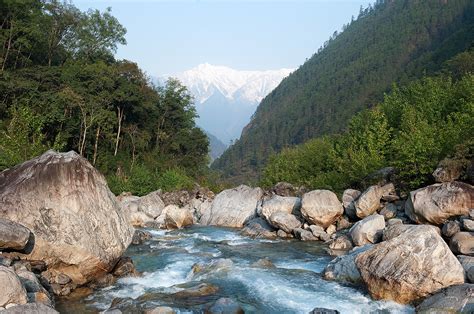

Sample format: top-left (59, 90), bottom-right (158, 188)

top-left (158, 63), bottom-right (293, 145)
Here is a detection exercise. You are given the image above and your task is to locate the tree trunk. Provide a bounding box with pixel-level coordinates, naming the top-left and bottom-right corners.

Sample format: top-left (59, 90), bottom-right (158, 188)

top-left (93, 126), bottom-right (101, 165)
top-left (114, 106), bottom-right (124, 156)
top-left (2, 20), bottom-right (14, 72)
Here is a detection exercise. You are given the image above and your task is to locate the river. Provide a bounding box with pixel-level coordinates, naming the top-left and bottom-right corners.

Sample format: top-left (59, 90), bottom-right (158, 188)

top-left (57, 226), bottom-right (414, 313)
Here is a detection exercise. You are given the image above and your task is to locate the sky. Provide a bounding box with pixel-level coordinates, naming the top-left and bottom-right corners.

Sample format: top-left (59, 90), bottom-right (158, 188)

top-left (74, 0), bottom-right (369, 76)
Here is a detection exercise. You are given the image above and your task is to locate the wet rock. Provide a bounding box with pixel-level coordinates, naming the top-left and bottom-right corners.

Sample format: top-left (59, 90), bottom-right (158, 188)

top-left (294, 228), bottom-right (318, 241)
top-left (259, 195), bottom-right (301, 221)
top-left (463, 218), bottom-right (474, 232)
top-left (309, 308), bottom-right (340, 314)
top-left (0, 266), bottom-right (28, 307)
top-left (416, 284), bottom-right (474, 313)
top-left (405, 181), bottom-right (473, 225)
top-left (207, 297), bottom-right (244, 314)
top-left (268, 212), bottom-right (301, 233)
top-left (309, 225), bottom-right (330, 241)
top-left (241, 217), bottom-right (277, 239)
top-left (0, 151), bottom-right (133, 285)
top-left (251, 258), bottom-right (275, 268)
top-left (0, 219), bottom-right (31, 251)
top-left (155, 205), bottom-right (193, 229)
top-left (450, 232), bottom-right (474, 256)
top-left (458, 255), bottom-right (474, 283)
top-left (145, 306), bottom-right (176, 314)
top-left (192, 258), bottom-right (233, 276)
top-left (1, 302), bottom-right (58, 313)
top-left (272, 182), bottom-right (298, 197)
top-left (131, 229), bottom-right (152, 245)
top-left (355, 184), bottom-right (395, 219)
top-left (349, 214), bottom-right (385, 246)
top-left (355, 224), bottom-right (464, 304)
top-left (200, 185), bottom-right (263, 228)
top-left (342, 189), bottom-right (361, 220)
top-left (112, 256), bottom-right (137, 277)
top-left (301, 190), bottom-right (343, 228)
top-left (328, 235), bottom-right (353, 251)
top-left (172, 283), bottom-right (219, 298)
top-left (442, 220), bottom-right (461, 238)
top-left (323, 245), bottom-right (373, 284)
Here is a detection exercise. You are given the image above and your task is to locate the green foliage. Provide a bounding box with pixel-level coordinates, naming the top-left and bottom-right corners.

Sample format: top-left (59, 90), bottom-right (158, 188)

top-left (213, 0), bottom-right (474, 183)
top-left (0, 0), bottom-right (209, 195)
top-left (262, 73), bottom-right (474, 192)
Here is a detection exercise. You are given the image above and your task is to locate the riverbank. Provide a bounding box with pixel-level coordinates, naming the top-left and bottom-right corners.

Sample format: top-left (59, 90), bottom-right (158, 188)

top-left (0, 150), bottom-right (473, 313)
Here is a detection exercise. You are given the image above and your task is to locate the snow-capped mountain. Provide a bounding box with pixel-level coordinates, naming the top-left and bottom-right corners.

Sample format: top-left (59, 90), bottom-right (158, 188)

top-left (158, 63), bottom-right (293, 144)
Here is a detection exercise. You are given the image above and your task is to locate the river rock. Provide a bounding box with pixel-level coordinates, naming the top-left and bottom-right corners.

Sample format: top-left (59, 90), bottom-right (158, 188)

top-left (323, 245), bottom-right (372, 284)
top-left (450, 232), bottom-right (474, 256)
top-left (379, 203), bottom-right (397, 220)
top-left (432, 158), bottom-right (463, 183)
top-left (0, 266), bottom-right (28, 307)
top-left (192, 258), bottom-right (233, 277)
top-left (294, 228), bottom-right (318, 241)
top-left (342, 189), bottom-right (361, 220)
top-left (268, 212), bottom-right (301, 233)
top-left (355, 224), bottom-right (465, 304)
top-left (349, 214), bottom-right (385, 246)
top-left (112, 256), bottom-right (137, 278)
top-left (309, 308), bottom-right (340, 314)
top-left (458, 255), bottom-right (474, 283)
top-left (336, 216), bottom-right (352, 231)
top-left (207, 297), bottom-right (244, 314)
top-left (328, 235), bottom-right (353, 251)
top-left (137, 191), bottom-right (165, 218)
top-left (155, 205), bottom-right (193, 229)
top-left (301, 190), bottom-right (343, 228)
top-left (276, 229), bottom-right (293, 238)
top-left (200, 185), bottom-right (263, 228)
top-left (172, 283), bottom-right (218, 298)
top-left (0, 219), bottom-right (31, 251)
top-left (241, 217), bottom-right (277, 239)
top-left (1, 302), bottom-right (58, 313)
top-left (442, 220), bottom-right (461, 238)
top-left (309, 225), bottom-right (330, 241)
top-left (405, 181), bottom-right (474, 225)
top-left (259, 195), bottom-right (301, 221)
top-left (131, 229), bottom-right (152, 245)
top-left (416, 284), bottom-right (474, 313)
top-left (354, 184), bottom-right (395, 218)
top-left (0, 151), bottom-right (133, 285)
top-left (463, 219), bottom-right (474, 232)
top-left (145, 306), bottom-right (176, 314)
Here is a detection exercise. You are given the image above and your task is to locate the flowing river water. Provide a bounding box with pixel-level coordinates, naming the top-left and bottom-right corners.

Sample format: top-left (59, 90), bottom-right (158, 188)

top-left (57, 226), bottom-right (414, 313)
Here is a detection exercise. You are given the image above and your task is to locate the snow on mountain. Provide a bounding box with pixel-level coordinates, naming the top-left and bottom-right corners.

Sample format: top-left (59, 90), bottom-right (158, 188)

top-left (158, 63), bottom-right (293, 145)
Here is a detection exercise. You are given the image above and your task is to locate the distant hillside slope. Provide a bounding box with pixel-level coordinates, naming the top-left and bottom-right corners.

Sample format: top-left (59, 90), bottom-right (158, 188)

top-left (212, 0), bottom-right (474, 183)
top-left (206, 131), bottom-right (228, 162)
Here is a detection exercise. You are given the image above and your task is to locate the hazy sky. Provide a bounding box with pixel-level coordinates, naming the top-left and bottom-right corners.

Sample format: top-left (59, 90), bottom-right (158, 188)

top-left (74, 1), bottom-right (368, 76)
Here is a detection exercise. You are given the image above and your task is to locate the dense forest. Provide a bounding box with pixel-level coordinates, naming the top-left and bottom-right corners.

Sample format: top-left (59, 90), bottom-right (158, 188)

top-left (0, 0), bottom-right (209, 195)
top-left (212, 0), bottom-right (474, 184)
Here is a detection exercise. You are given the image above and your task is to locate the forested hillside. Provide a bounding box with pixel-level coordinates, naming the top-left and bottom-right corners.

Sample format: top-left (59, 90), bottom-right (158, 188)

top-left (0, 0), bottom-right (209, 195)
top-left (212, 0), bottom-right (474, 183)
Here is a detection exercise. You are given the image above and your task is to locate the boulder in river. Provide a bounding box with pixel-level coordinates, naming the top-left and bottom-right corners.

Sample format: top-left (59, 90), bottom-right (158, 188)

top-left (154, 205), bottom-right (193, 229)
top-left (259, 195), bottom-right (301, 221)
top-left (405, 181), bottom-right (473, 225)
top-left (349, 214), bottom-right (385, 246)
top-left (450, 232), bottom-right (474, 256)
top-left (0, 219), bottom-right (31, 251)
top-left (355, 224), bottom-right (465, 304)
top-left (0, 266), bottom-right (28, 307)
top-left (416, 284), bottom-right (474, 313)
top-left (241, 217), bottom-right (277, 239)
top-left (328, 235), bottom-right (353, 251)
top-left (0, 150), bottom-right (133, 285)
top-left (200, 185), bottom-right (263, 228)
top-left (323, 245), bottom-right (373, 284)
top-left (354, 184), bottom-right (395, 218)
top-left (207, 297), bottom-right (244, 314)
top-left (301, 190), bottom-right (343, 228)
top-left (268, 212), bottom-right (301, 234)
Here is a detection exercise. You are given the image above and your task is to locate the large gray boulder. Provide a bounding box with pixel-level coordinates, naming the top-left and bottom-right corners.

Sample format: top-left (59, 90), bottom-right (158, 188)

top-left (458, 255), bottom-right (474, 283)
top-left (451, 232), bottom-right (474, 256)
top-left (354, 184), bottom-right (395, 218)
top-left (405, 182), bottom-right (473, 225)
top-left (0, 219), bottom-right (31, 251)
top-left (0, 151), bottom-right (133, 285)
top-left (200, 185), bottom-right (263, 228)
top-left (268, 212), bottom-right (301, 234)
top-left (416, 284), bottom-right (474, 313)
top-left (259, 195), bottom-right (301, 221)
top-left (0, 266), bottom-right (28, 307)
top-left (355, 224), bottom-right (465, 304)
top-left (323, 245), bottom-right (373, 284)
top-left (117, 191), bottom-right (165, 227)
top-left (301, 190), bottom-right (343, 228)
top-left (349, 214), bottom-right (385, 246)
